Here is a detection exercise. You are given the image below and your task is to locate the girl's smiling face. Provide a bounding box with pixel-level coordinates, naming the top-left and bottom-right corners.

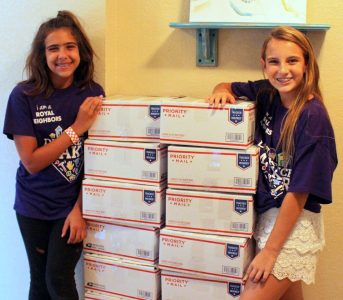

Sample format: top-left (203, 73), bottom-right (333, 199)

top-left (45, 28), bottom-right (80, 89)
top-left (262, 38), bottom-right (307, 108)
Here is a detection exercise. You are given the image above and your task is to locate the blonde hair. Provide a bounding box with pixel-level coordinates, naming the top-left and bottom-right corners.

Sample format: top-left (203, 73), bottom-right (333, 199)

top-left (261, 26), bottom-right (323, 165)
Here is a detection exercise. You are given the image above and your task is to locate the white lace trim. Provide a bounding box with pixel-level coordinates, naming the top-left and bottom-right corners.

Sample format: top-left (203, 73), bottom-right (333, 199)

top-left (272, 248), bottom-right (319, 284)
top-left (253, 208), bottom-right (325, 284)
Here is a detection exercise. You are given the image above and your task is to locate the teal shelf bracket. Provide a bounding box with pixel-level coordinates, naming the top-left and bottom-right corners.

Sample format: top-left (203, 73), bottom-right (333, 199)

top-left (170, 22), bottom-right (330, 67)
top-left (196, 28), bottom-right (218, 67)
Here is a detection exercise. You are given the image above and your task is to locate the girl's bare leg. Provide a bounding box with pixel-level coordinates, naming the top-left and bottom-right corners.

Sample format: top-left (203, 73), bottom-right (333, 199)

top-left (280, 281), bottom-right (303, 300)
top-left (240, 274), bottom-right (293, 300)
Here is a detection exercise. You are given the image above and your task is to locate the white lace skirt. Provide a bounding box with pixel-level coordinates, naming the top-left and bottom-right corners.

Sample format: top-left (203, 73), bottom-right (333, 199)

top-left (253, 207), bottom-right (325, 285)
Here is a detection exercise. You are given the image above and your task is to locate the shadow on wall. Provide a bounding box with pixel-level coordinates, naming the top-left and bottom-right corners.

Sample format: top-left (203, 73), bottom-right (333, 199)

top-left (145, 26), bottom-right (326, 70)
top-left (306, 30), bottom-right (326, 59)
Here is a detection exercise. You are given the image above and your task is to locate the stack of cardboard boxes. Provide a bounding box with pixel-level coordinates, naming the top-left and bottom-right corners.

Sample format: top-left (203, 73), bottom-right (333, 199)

top-left (158, 97), bottom-right (258, 299)
top-left (82, 95), bottom-right (258, 299)
top-left (82, 95), bottom-right (169, 299)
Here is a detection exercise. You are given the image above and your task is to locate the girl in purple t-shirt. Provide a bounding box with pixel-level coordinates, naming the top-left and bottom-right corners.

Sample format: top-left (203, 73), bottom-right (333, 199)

top-left (3, 11), bottom-right (103, 299)
top-left (209, 26), bottom-right (337, 300)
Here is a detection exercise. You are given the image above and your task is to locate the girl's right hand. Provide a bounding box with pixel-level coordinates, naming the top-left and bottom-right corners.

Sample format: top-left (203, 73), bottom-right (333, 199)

top-left (207, 91), bottom-right (236, 107)
top-left (207, 82), bottom-right (236, 107)
top-left (72, 95), bottom-right (103, 136)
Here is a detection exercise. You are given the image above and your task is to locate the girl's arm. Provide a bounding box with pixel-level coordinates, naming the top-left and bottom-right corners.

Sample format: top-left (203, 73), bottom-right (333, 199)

top-left (61, 189), bottom-right (86, 244)
top-left (207, 82), bottom-right (237, 107)
top-left (14, 96), bottom-right (102, 174)
top-left (243, 192), bottom-right (308, 283)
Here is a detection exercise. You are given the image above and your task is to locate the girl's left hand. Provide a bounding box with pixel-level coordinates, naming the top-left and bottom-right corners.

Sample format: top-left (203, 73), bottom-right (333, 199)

top-left (243, 247), bottom-right (278, 284)
top-left (61, 205), bottom-right (87, 244)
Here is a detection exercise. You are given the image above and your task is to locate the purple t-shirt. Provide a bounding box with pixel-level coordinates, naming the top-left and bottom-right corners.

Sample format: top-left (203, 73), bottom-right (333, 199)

top-left (232, 80), bottom-right (337, 214)
top-left (3, 81), bottom-right (104, 220)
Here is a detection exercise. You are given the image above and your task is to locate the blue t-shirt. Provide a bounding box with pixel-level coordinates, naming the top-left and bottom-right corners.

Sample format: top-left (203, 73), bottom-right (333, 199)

top-left (232, 80), bottom-right (337, 214)
top-left (3, 81), bottom-right (104, 220)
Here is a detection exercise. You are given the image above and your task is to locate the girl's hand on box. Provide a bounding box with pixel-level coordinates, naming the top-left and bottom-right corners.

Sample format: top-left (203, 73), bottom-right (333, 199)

top-left (207, 82), bottom-right (236, 107)
top-left (243, 247), bottom-right (278, 284)
top-left (61, 202), bottom-right (86, 244)
top-left (207, 92), bottom-right (236, 107)
top-left (72, 95), bottom-right (103, 136)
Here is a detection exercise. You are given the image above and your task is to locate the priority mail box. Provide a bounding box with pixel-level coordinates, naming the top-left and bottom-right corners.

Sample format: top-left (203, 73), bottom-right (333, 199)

top-left (88, 95), bottom-right (165, 142)
top-left (85, 290), bottom-right (125, 300)
top-left (160, 97), bottom-right (255, 149)
top-left (84, 253), bottom-right (160, 300)
top-left (84, 140), bottom-right (167, 186)
top-left (82, 178), bottom-right (166, 227)
top-left (84, 220), bottom-right (160, 265)
top-left (162, 270), bottom-right (244, 300)
top-left (159, 228), bottom-right (253, 280)
top-left (168, 145), bottom-right (259, 194)
top-left (166, 189), bottom-right (254, 238)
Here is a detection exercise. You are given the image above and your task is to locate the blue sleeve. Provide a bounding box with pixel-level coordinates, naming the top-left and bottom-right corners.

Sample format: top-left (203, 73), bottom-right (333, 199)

top-left (100, 85), bottom-right (105, 97)
top-left (288, 102), bottom-right (337, 204)
top-left (91, 81), bottom-right (105, 97)
top-left (231, 80), bottom-right (269, 101)
top-left (3, 85), bottom-right (36, 140)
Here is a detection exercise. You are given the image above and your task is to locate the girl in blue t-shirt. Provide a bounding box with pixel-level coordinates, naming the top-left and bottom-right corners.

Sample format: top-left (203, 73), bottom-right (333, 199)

top-left (3, 11), bottom-right (104, 299)
top-left (208, 26), bottom-right (337, 300)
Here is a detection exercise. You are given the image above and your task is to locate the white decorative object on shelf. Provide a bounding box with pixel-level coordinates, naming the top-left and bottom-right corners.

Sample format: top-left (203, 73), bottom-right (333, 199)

top-left (189, 0), bottom-right (307, 24)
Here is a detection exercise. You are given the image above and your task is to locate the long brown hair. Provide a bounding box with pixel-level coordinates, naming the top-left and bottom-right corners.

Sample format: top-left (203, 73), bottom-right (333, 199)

top-left (23, 10), bottom-right (95, 97)
top-left (261, 26), bottom-right (323, 166)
